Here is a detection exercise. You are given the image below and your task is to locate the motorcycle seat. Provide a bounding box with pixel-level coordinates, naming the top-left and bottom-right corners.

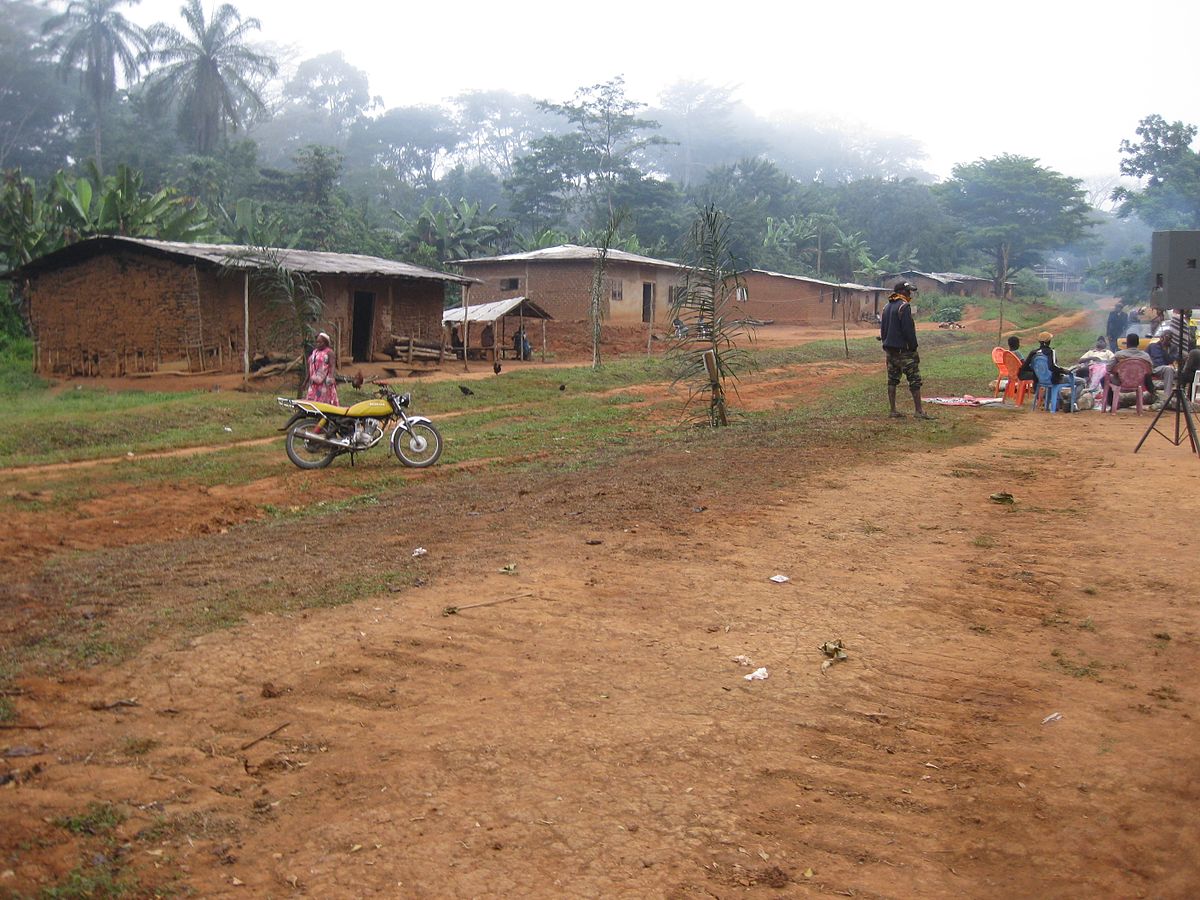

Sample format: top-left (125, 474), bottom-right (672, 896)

top-left (302, 401), bottom-right (352, 415)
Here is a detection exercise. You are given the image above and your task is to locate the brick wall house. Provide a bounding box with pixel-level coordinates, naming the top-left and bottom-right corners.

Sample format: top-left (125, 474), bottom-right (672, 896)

top-left (455, 245), bottom-right (685, 327)
top-left (8, 237), bottom-right (470, 376)
top-left (734, 269), bottom-right (880, 326)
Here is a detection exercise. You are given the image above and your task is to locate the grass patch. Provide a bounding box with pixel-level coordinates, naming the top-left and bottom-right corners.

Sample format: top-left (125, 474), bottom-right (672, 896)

top-left (41, 863), bottom-right (138, 899)
top-left (972, 535), bottom-right (995, 549)
top-left (1050, 648), bottom-right (1102, 679)
top-left (55, 802), bottom-right (125, 836)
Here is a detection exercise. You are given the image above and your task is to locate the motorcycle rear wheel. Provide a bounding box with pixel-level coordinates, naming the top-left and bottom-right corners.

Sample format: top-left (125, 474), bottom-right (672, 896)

top-left (392, 421), bottom-right (442, 468)
top-left (286, 417), bottom-right (339, 469)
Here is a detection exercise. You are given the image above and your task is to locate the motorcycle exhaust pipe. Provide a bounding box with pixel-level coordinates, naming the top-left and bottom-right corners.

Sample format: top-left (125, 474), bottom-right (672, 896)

top-left (296, 429), bottom-right (352, 448)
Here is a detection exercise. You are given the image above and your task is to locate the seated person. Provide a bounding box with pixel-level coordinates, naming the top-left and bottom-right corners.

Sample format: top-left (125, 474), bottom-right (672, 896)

top-left (1147, 336), bottom-right (1177, 399)
top-left (480, 324), bottom-right (495, 349)
top-left (512, 327), bottom-right (532, 361)
top-left (450, 326), bottom-right (464, 352)
top-left (1019, 331), bottom-right (1076, 407)
top-left (1073, 337), bottom-right (1114, 390)
top-left (1006, 335), bottom-right (1023, 361)
top-left (1105, 332), bottom-right (1157, 403)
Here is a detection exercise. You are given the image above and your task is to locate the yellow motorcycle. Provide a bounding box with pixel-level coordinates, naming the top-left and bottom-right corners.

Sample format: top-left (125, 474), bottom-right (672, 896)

top-left (277, 381), bottom-right (442, 470)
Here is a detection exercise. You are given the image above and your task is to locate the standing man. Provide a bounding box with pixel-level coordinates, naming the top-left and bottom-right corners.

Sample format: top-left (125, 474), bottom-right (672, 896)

top-left (1106, 302), bottom-right (1129, 352)
top-left (881, 281), bottom-right (932, 419)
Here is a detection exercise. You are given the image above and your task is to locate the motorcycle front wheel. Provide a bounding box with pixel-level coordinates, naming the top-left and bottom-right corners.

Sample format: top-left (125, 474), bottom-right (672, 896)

top-left (285, 417), bottom-right (339, 469)
top-left (392, 421), bottom-right (442, 468)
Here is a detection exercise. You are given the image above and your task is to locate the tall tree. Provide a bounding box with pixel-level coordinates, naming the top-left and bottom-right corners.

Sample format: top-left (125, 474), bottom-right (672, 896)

top-left (451, 89), bottom-right (562, 180)
top-left (937, 155), bottom-right (1092, 298)
top-left (1112, 114), bottom-right (1200, 229)
top-left (143, 0), bottom-right (277, 155)
top-left (508, 76), bottom-right (665, 231)
top-left (648, 81), bottom-right (762, 187)
top-left (1, 0), bottom-right (78, 178)
top-left (41, 0), bottom-right (148, 173)
top-left (347, 105), bottom-right (461, 189)
top-left (282, 51), bottom-right (376, 139)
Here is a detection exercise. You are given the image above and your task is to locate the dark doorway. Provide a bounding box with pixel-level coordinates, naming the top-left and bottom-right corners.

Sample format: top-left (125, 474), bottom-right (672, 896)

top-left (351, 291), bottom-right (375, 362)
top-left (642, 283), bottom-right (654, 324)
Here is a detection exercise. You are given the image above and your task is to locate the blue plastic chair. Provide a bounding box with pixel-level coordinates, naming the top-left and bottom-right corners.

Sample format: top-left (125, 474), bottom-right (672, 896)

top-left (1031, 354), bottom-right (1076, 412)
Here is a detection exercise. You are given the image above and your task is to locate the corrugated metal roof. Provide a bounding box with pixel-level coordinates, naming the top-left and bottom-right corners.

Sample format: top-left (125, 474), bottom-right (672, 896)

top-left (839, 282), bottom-right (886, 292)
top-left (931, 271), bottom-right (990, 283)
top-left (6, 236), bottom-right (476, 284)
top-left (442, 297), bottom-right (553, 324)
top-left (883, 270), bottom-right (960, 286)
top-left (454, 243), bottom-right (685, 270)
top-left (740, 268), bottom-right (841, 288)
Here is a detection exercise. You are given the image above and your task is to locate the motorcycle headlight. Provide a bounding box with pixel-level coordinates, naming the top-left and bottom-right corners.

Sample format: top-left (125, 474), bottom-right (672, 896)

top-left (399, 393), bottom-right (411, 408)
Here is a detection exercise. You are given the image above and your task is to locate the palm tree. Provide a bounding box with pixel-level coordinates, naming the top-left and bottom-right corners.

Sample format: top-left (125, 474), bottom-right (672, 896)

top-left (42, 0), bottom-right (149, 173)
top-left (143, 0), bottom-right (277, 155)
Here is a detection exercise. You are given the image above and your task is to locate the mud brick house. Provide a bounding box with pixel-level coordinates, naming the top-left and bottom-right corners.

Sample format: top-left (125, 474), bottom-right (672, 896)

top-left (8, 236), bottom-right (473, 376)
top-left (882, 270), bottom-right (1011, 299)
top-left (453, 244), bottom-right (685, 326)
top-left (734, 269), bottom-right (885, 326)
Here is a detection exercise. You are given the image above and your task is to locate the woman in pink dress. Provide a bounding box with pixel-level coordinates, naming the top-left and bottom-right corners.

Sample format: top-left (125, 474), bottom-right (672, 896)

top-left (303, 332), bottom-right (339, 405)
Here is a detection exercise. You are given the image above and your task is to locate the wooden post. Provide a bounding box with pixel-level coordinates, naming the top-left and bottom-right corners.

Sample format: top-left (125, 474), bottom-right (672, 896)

top-left (541, 319), bottom-right (546, 362)
top-left (461, 284), bottom-right (470, 373)
top-left (243, 273), bottom-right (250, 379)
top-left (840, 289), bottom-right (849, 359)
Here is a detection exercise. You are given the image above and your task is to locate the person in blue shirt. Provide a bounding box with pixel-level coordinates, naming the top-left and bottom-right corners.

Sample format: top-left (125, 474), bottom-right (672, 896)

top-left (880, 282), bottom-right (932, 419)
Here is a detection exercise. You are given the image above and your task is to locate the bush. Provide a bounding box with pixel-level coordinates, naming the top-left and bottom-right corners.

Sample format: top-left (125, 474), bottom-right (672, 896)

top-left (1012, 270), bottom-right (1050, 299)
top-left (933, 304), bottom-right (963, 323)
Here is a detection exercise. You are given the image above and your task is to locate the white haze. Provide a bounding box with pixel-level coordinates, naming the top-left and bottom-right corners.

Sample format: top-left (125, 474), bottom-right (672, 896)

top-left (128, 0), bottom-right (1199, 181)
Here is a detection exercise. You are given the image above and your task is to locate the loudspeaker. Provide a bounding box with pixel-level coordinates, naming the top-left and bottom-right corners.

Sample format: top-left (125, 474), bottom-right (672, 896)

top-left (1150, 231), bottom-right (1200, 309)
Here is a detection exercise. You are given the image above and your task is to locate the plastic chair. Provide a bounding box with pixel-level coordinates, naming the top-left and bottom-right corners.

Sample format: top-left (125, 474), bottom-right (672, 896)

top-left (991, 347), bottom-right (1007, 397)
top-left (1102, 357), bottom-right (1153, 414)
top-left (1031, 354), bottom-right (1076, 412)
top-left (1191, 371), bottom-right (1200, 404)
top-left (993, 349), bottom-right (1032, 405)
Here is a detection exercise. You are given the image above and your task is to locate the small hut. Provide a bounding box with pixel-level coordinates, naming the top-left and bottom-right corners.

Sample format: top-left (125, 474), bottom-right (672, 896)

top-left (442, 297), bottom-right (554, 362)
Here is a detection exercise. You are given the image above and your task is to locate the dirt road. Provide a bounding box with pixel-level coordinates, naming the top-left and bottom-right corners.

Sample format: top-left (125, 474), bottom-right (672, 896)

top-left (3, 400), bottom-right (1197, 897)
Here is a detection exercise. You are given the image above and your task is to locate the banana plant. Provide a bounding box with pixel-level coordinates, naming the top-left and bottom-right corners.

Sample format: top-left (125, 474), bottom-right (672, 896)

top-left (0, 172), bottom-right (64, 270)
top-left (217, 197), bottom-right (297, 248)
top-left (395, 198), bottom-right (506, 262)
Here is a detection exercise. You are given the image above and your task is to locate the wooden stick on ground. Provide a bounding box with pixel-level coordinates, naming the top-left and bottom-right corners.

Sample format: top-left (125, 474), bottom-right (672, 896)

top-left (443, 593), bottom-right (535, 617)
top-left (239, 721), bottom-right (290, 751)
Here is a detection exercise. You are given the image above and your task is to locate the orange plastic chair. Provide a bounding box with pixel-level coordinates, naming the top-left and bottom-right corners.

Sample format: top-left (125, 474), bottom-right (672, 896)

top-left (1102, 357), bottom-right (1153, 414)
top-left (993, 348), bottom-right (1032, 405)
top-left (990, 348), bottom-right (1007, 397)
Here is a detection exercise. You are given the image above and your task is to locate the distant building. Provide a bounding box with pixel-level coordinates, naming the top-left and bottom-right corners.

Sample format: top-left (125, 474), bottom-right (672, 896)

top-left (5, 236), bottom-right (471, 376)
top-left (1030, 264), bottom-right (1083, 293)
top-left (453, 244), bottom-right (685, 326)
top-left (734, 269), bottom-right (886, 325)
top-left (882, 270), bottom-right (1012, 299)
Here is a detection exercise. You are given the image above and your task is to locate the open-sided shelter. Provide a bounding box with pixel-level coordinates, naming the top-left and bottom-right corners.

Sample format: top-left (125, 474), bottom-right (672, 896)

top-left (453, 244), bottom-right (685, 327)
top-left (6, 236), bottom-right (474, 376)
top-left (442, 296), bottom-right (553, 361)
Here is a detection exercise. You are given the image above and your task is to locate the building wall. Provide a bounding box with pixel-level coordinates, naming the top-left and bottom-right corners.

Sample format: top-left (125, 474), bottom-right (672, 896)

top-left (735, 272), bottom-right (869, 325)
top-left (27, 248), bottom-right (451, 376)
top-left (461, 259), bottom-right (683, 325)
top-left (190, 272), bottom-right (448, 366)
top-left (28, 250), bottom-right (202, 376)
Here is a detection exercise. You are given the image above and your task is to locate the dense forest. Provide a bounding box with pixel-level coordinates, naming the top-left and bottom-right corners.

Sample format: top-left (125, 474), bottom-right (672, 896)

top-left (3, 0), bottom-right (1198, 338)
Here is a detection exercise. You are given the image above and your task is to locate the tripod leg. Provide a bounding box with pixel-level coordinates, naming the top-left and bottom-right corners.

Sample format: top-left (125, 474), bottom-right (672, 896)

top-left (1134, 396), bottom-right (1174, 453)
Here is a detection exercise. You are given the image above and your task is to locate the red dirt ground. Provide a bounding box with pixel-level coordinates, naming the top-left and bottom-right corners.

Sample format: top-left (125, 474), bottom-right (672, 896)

top-left (3, 348), bottom-right (1198, 898)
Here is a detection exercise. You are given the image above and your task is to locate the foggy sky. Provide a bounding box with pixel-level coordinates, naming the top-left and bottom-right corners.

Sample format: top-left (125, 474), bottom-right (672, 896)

top-left (127, 0), bottom-right (1198, 181)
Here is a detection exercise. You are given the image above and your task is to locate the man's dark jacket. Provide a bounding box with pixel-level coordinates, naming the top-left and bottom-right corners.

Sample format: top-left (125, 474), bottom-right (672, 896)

top-left (880, 295), bottom-right (918, 352)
